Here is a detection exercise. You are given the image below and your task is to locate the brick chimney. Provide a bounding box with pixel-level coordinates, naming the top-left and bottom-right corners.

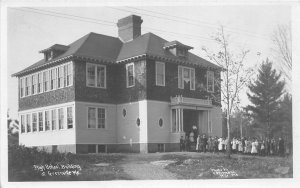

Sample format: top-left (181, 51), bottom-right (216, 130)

top-left (117, 15), bottom-right (143, 43)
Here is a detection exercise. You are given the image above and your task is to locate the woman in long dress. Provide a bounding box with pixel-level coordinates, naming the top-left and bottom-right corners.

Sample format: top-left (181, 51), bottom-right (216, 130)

top-left (196, 135), bottom-right (201, 152)
top-left (218, 137), bottom-right (223, 152)
top-left (251, 139), bottom-right (258, 155)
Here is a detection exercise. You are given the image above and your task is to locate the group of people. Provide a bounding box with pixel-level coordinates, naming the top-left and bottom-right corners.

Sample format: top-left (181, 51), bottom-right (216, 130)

top-left (179, 133), bottom-right (290, 157)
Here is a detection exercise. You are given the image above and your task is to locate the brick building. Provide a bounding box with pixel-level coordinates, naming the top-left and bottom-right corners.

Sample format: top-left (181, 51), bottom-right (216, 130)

top-left (12, 15), bottom-right (222, 153)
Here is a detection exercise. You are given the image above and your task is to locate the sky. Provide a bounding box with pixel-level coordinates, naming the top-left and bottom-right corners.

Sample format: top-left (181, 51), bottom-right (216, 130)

top-left (6, 5), bottom-right (291, 119)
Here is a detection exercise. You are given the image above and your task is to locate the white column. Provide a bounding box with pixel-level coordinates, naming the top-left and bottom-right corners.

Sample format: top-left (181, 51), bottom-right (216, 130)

top-left (181, 109), bottom-right (184, 132)
top-left (175, 109), bottom-right (178, 132)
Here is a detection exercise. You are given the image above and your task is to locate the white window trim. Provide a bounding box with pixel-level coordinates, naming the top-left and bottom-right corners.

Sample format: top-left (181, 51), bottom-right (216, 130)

top-left (178, 65), bottom-right (195, 90)
top-left (86, 63), bottom-right (106, 89)
top-left (155, 61), bottom-right (165, 86)
top-left (207, 70), bottom-right (215, 93)
top-left (126, 63), bottom-right (135, 88)
top-left (87, 106), bottom-right (107, 130)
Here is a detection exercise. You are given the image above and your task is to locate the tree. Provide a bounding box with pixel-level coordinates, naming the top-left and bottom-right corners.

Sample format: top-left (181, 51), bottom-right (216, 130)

top-left (277, 93), bottom-right (292, 143)
top-left (202, 25), bottom-right (253, 157)
top-left (7, 109), bottom-right (19, 146)
top-left (272, 24), bottom-right (292, 85)
top-left (246, 59), bottom-right (285, 138)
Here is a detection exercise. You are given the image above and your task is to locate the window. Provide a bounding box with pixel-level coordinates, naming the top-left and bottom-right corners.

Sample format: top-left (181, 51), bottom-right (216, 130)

top-left (43, 71), bottom-right (49, 92)
top-left (207, 71), bottom-right (214, 92)
top-left (20, 78), bottom-right (25, 97)
top-left (51, 109), bottom-right (57, 130)
top-left (58, 108), bottom-right (64, 129)
top-left (88, 107), bottom-right (96, 128)
top-left (50, 69), bottom-right (57, 90)
top-left (66, 63), bottom-right (73, 87)
top-left (21, 115), bottom-right (25, 133)
top-left (87, 64), bottom-right (96, 87)
top-left (123, 109), bottom-right (126, 117)
top-left (98, 145), bottom-right (106, 153)
top-left (126, 63), bottom-right (135, 87)
top-left (88, 145), bottom-right (96, 153)
top-left (86, 63), bottom-right (106, 88)
top-left (158, 144), bottom-right (165, 152)
top-left (88, 107), bottom-right (106, 129)
top-left (97, 108), bottom-right (105, 129)
top-left (32, 74), bottom-right (37, 95)
top-left (136, 118), bottom-right (140, 127)
top-left (156, 62), bottom-right (165, 86)
top-left (159, 118), bottom-right (163, 127)
top-left (38, 112), bottom-right (43, 131)
top-left (67, 107), bottom-right (73, 129)
top-left (45, 111), bottom-right (50, 131)
top-left (57, 66), bottom-right (64, 89)
top-left (37, 72), bottom-right (43, 93)
top-left (26, 114), bottom-right (31, 132)
top-left (25, 77), bottom-right (31, 96)
top-left (96, 65), bottom-right (105, 88)
top-left (178, 66), bottom-right (195, 90)
top-left (32, 113), bottom-right (37, 132)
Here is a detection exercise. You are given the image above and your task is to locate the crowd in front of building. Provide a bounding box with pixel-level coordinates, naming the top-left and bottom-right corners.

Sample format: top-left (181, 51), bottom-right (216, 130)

top-left (179, 133), bottom-right (291, 157)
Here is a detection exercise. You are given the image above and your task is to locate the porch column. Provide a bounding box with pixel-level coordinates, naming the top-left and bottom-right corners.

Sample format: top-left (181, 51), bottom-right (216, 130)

top-left (176, 109), bottom-right (179, 132)
top-left (180, 108), bottom-right (183, 132)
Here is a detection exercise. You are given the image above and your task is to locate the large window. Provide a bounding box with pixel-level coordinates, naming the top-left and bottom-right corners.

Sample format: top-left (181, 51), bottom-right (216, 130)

top-left (88, 107), bottom-right (106, 129)
top-left (126, 63), bottom-right (135, 87)
top-left (67, 107), bottom-right (73, 129)
top-left (32, 74), bottom-right (37, 95)
top-left (26, 114), bottom-right (31, 132)
top-left (38, 112), bottom-right (43, 131)
top-left (86, 63), bottom-right (106, 88)
top-left (25, 77), bottom-right (31, 96)
top-left (45, 111), bottom-right (50, 131)
top-left (58, 108), bottom-right (64, 129)
top-left (51, 109), bottom-right (57, 130)
top-left (50, 69), bottom-right (57, 90)
top-left (21, 115), bottom-right (25, 133)
top-left (156, 62), bottom-right (165, 86)
top-left (207, 71), bottom-right (214, 92)
top-left (37, 72), bottom-right (43, 93)
top-left (178, 66), bottom-right (195, 90)
top-left (32, 113), bottom-right (37, 132)
top-left (43, 71), bottom-right (49, 92)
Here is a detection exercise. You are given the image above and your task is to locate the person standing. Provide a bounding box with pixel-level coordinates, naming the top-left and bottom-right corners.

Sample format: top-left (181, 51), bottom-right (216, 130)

top-left (213, 136), bottom-right (219, 154)
top-left (218, 137), bottom-right (223, 152)
top-left (180, 136), bottom-right (185, 152)
top-left (202, 134), bottom-right (208, 153)
top-left (261, 140), bottom-right (265, 156)
top-left (208, 136), bottom-right (213, 152)
top-left (251, 139), bottom-right (258, 156)
top-left (278, 137), bottom-right (285, 157)
top-left (196, 135), bottom-right (201, 152)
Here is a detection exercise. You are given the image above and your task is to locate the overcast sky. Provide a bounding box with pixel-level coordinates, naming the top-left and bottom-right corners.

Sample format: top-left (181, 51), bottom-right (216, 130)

top-left (6, 5), bottom-right (291, 119)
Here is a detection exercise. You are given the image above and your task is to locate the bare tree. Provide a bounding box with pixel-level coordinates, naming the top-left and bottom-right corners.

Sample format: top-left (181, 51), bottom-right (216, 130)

top-left (202, 25), bottom-right (253, 158)
top-left (272, 24), bottom-right (292, 83)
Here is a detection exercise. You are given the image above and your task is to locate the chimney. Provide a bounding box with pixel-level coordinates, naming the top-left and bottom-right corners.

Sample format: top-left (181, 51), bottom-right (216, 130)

top-left (117, 15), bottom-right (143, 43)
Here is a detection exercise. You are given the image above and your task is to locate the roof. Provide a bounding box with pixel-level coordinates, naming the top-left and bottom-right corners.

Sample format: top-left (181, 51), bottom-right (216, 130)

top-left (39, 44), bottom-right (69, 53)
top-left (13, 32), bottom-right (220, 77)
top-left (163, 40), bottom-right (193, 50)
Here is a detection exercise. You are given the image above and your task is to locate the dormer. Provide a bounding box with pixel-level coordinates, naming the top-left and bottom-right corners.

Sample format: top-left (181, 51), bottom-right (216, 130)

top-left (39, 44), bottom-right (69, 61)
top-left (163, 41), bottom-right (193, 58)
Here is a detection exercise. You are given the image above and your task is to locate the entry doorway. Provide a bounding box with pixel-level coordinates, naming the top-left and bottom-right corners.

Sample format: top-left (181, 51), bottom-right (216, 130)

top-left (183, 109), bottom-right (199, 137)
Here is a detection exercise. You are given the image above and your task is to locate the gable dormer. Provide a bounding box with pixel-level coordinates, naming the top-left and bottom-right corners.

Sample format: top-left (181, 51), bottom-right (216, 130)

top-left (39, 44), bottom-right (69, 61)
top-left (163, 41), bottom-right (193, 58)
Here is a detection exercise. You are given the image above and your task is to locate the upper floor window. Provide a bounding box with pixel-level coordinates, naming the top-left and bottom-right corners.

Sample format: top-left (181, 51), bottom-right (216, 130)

top-left (25, 76), bottom-right (31, 96)
top-left (57, 66), bottom-right (64, 89)
top-left (86, 63), bottom-right (106, 88)
top-left (178, 66), bottom-right (195, 90)
top-left (32, 74), bottom-right (37, 95)
top-left (156, 62), bottom-right (165, 86)
top-left (207, 71), bottom-right (214, 92)
top-left (20, 78), bottom-right (25, 98)
top-left (88, 107), bottom-right (106, 129)
top-left (66, 63), bottom-right (73, 87)
top-left (43, 71), bottom-right (49, 92)
top-left (50, 69), bottom-right (57, 90)
top-left (126, 63), bottom-right (135, 88)
top-left (37, 72), bottom-right (43, 93)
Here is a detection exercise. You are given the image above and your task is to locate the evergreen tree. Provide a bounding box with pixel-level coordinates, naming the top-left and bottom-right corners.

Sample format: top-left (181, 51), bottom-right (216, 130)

top-left (246, 59), bottom-right (285, 138)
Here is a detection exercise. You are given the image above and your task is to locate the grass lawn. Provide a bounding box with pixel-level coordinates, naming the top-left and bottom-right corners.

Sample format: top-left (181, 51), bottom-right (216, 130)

top-left (161, 152), bottom-right (293, 179)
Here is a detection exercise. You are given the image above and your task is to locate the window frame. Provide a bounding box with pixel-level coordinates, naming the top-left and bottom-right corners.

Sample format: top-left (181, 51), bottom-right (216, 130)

top-left (87, 107), bottom-right (106, 129)
top-left (45, 110), bottom-right (50, 131)
top-left (31, 74), bottom-right (37, 95)
top-left (32, 113), bottom-right (37, 132)
top-left (51, 109), bottom-right (57, 131)
top-left (20, 115), bottom-right (25, 133)
top-left (20, 78), bottom-right (25, 98)
top-left (86, 63), bottom-right (106, 89)
top-left (67, 107), bottom-right (73, 129)
top-left (58, 108), bottom-right (64, 130)
top-left (38, 112), bottom-right (44, 132)
top-left (126, 63), bottom-right (135, 88)
top-left (155, 61), bottom-right (165, 86)
top-left (178, 65), bottom-right (195, 90)
top-left (207, 70), bottom-right (215, 93)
